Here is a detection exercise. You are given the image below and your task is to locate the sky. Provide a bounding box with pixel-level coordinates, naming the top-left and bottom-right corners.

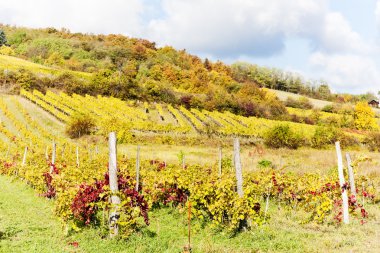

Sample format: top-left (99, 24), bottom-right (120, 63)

top-left (0, 0), bottom-right (379, 94)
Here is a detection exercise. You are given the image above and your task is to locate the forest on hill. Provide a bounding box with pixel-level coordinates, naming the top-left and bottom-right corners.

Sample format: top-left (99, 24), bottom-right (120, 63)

top-left (0, 24), bottom-right (377, 120)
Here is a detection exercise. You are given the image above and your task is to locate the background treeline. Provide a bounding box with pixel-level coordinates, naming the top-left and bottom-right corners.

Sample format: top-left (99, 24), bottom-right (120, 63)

top-left (231, 62), bottom-right (379, 103)
top-left (0, 24), bottom-right (377, 119)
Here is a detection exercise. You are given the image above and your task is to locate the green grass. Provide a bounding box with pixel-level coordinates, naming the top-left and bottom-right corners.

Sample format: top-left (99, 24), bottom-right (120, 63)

top-left (17, 95), bottom-right (66, 135)
top-left (0, 175), bottom-right (68, 252)
top-left (116, 143), bottom-right (380, 176)
top-left (1, 174), bottom-right (379, 253)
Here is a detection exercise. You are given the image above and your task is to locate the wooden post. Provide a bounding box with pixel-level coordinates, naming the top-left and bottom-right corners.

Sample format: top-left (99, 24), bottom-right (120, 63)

top-left (335, 142), bottom-right (349, 224)
top-left (135, 145), bottom-right (140, 192)
top-left (50, 141), bottom-right (56, 173)
top-left (21, 146), bottom-right (28, 166)
top-left (218, 146), bottom-right (222, 176)
top-left (108, 132), bottom-right (120, 237)
top-left (88, 147), bottom-right (92, 162)
top-left (61, 143), bottom-right (66, 157)
top-left (76, 146), bottom-right (80, 167)
top-left (264, 194), bottom-right (270, 222)
top-left (5, 144), bottom-right (10, 159)
top-left (45, 146), bottom-right (49, 161)
top-left (362, 183), bottom-right (365, 208)
top-left (234, 138), bottom-right (244, 197)
top-left (187, 200), bottom-right (192, 252)
top-left (346, 153), bottom-right (356, 198)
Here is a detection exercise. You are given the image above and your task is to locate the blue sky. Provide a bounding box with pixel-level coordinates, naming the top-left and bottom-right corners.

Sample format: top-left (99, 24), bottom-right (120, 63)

top-left (0, 0), bottom-right (379, 94)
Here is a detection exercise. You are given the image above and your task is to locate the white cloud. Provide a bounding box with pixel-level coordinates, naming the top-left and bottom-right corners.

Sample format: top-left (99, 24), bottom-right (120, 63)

top-left (309, 52), bottom-right (380, 93)
top-left (143, 0), bottom-right (374, 66)
top-left (0, 0), bottom-right (370, 58)
top-left (0, 0), bottom-right (145, 35)
top-left (376, 0), bottom-right (380, 29)
top-left (315, 12), bottom-right (370, 54)
top-left (146, 0), bottom-right (329, 57)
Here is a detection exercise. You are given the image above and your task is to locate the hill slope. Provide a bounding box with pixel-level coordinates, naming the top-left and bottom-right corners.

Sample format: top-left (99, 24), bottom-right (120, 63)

top-left (270, 89), bottom-right (333, 109)
top-left (0, 54), bottom-right (91, 78)
top-left (1, 24), bottom-right (350, 121)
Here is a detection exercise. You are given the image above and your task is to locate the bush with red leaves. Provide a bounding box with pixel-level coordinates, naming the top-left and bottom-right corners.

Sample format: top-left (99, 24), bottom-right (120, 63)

top-left (71, 173), bottom-right (149, 226)
top-left (161, 185), bottom-right (187, 206)
top-left (42, 163), bottom-right (59, 198)
top-left (71, 179), bottom-right (106, 225)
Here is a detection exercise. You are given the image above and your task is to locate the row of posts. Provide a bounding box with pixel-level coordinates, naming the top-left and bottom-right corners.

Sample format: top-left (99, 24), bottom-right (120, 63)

top-left (19, 142), bottom-right (96, 168)
top-left (107, 134), bottom-right (243, 237)
top-left (19, 134), bottom-right (355, 237)
top-left (335, 141), bottom-right (356, 224)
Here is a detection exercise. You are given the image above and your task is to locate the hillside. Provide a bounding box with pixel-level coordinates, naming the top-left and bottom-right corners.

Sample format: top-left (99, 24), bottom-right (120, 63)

top-left (3, 24), bottom-right (371, 120)
top-left (0, 54), bottom-right (91, 78)
top-left (270, 89), bottom-right (333, 109)
top-left (21, 89), bottom-right (374, 147)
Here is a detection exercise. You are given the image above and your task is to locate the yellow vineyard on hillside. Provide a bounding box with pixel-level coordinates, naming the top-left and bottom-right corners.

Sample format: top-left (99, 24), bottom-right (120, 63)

top-left (18, 89), bottom-right (368, 145)
top-left (20, 89), bottom-right (324, 140)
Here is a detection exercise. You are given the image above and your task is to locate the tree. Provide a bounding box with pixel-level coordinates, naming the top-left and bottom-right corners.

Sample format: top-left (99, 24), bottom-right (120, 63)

top-left (316, 83), bottom-right (332, 100)
top-left (354, 101), bottom-right (379, 130)
top-left (0, 30), bottom-right (7, 46)
top-left (65, 112), bottom-right (96, 138)
top-left (204, 58), bottom-right (212, 71)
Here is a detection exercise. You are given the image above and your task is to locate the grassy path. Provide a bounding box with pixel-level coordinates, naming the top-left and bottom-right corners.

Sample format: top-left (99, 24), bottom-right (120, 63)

top-left (0, 175), bottom-right (70, 253)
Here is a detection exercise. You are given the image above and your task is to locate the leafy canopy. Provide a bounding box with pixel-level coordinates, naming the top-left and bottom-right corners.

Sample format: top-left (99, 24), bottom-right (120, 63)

top-left (354, 101), bottom-right (379, 131)
top-left (0, 29), bottom-right (7, 46)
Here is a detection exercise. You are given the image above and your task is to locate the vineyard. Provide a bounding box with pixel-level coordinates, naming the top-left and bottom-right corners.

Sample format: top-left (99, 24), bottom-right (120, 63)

top-left (0, 91), bottom-right (379, 252)
top-left (20, 89), bottom-right (359, 142)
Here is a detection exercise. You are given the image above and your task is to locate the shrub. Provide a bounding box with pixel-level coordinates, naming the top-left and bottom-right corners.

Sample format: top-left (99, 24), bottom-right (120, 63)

top-left (180, 95), bottom-right (193, 109)
top-left (310, 110), bottom-right (322, 123)
top-left (354, 101), bottom-right (379, 131)
top-left (303, 116), bottom-right (315, 125)
top-left (0, 29), bottom-right (7, 47)
top-left (14, 68), bottom-right (44, 91)
top-left (66, 113), bottom-right (96, 138)
top-left (0, 46), bottom-right (15, 56)
top-left (257, 159), bottom-right (272, 168)
top-left (285, 97), bottom-right (313, 109)
top-left (364, 132), bottom-right (380, 152)
top-left (268, 100), bottom-right (288, 119)
top-left (324, 116), bottom-right (339, 127)
top-left (311, 126), bottom-right (359, 149)
top-left (339, 114), bottom-right (354, 128)
top-left (289, 114), bottom-right (302, 123)
top-left (321, 104), bottom-right (334, 113)
top-left (311, 126), bottom-right (340, 148)
top-left (338, 133), bottom-right (359, 148)
top-left (321, 103), bottom-right (353, 115)
top-left (54, 71), bottom-right (92, 94)
top-left (288, 114), bottom-right (315, 125)
top-left (71, 173), bottom-right (149, 238)
top-left (264, 124), bottom-right (303, 149)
